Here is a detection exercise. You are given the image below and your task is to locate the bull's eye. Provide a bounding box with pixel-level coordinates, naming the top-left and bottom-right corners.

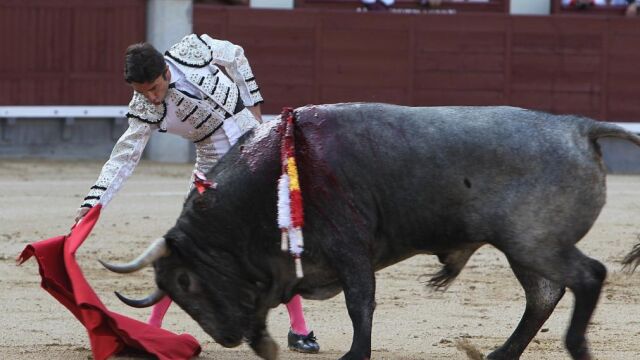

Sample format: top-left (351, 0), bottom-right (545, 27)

top-left (177, 272), bottom-right (191, 292)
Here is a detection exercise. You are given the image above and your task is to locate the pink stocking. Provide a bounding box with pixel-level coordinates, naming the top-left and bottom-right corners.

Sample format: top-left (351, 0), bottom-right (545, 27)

top-left (286, 294), bottom-right (310, 336)
top-left (147, 295), bottom-right (172, 328)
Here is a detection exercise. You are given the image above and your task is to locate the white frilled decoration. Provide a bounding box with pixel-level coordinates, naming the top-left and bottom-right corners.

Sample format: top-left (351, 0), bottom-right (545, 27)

top-left (277, 107), bottom-right (305, 278)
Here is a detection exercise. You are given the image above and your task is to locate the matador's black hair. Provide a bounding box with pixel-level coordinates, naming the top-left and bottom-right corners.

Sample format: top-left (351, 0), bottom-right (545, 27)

top-left (124, 43), bottom-right (166, 84)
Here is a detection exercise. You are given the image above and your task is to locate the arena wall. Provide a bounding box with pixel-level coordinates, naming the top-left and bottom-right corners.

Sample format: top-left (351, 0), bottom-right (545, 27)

top-left (1, 1), bottom-right (639, 171)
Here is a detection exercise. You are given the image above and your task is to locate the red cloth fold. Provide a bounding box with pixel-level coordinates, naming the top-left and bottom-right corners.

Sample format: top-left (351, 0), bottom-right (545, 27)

top-left (17, 205), bottom-right (201, 360)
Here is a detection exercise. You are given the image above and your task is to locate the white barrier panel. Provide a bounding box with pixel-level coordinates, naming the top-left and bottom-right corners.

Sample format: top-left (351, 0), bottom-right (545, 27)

top-left (0, 107), bottom-right (637, 133)
top-left (0, 106), bottom-right (128, 118)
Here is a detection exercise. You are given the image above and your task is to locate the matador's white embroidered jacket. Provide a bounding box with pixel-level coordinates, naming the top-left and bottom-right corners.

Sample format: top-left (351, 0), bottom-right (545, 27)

top-left (80, 34), bottom-right (263, 210)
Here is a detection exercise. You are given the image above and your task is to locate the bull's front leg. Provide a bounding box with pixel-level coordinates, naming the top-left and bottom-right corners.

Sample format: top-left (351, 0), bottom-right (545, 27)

top-left (247, 312), bottom-right (279, 360)
top-left (337, 257), bottom-right (376, 360)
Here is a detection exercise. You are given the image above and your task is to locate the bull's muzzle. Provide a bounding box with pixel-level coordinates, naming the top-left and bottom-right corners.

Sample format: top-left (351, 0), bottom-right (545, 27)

top-left (99, 237), bottom-right (169, 308)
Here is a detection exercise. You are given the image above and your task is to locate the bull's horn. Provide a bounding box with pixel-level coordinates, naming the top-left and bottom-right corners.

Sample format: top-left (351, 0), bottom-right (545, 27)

top-left (114, 288), bottom-right (166, 308)
top-left (99, 237), bottom-right (168, 273)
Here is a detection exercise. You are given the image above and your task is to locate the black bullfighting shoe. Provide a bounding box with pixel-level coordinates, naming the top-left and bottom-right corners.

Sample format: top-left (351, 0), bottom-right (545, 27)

top-left (287, 329), bottom-right (320, 353)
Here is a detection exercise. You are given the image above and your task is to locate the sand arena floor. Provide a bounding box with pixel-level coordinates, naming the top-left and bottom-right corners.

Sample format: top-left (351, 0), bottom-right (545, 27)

top-left (1, 159), bottom-right (640, 359)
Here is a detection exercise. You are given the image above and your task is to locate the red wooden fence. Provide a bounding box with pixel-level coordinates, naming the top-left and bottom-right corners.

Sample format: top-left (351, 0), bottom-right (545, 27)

top-left (0, 0), bottom-right (146, 105)
top-left (2, 1), bottom-right (639, 123)
top-left (195, 6), bottom-right (640, 122)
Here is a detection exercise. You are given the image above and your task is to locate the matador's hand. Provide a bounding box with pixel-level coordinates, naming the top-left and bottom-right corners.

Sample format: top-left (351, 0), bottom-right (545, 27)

top-left (75, 207), bottom-right (90, 224)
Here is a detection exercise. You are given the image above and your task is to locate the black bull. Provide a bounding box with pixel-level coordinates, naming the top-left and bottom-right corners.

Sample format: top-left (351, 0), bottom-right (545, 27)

top-left (106, 103), bottom-right (640, 360)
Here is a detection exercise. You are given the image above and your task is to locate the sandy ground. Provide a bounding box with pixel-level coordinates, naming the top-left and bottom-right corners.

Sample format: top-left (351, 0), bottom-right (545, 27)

top-left (1, 159), bottom-right (640, 360)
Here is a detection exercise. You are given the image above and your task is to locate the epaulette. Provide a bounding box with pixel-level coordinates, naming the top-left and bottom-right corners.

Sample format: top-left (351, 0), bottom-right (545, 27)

top-left (126, 92), bottom-right (166, 124)
top-left (165, 34), bottom-right (212, 68)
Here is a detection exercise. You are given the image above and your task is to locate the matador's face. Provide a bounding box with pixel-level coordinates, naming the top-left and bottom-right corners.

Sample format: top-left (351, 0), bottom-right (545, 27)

top-left (131, 66), bottom-right (171, 105)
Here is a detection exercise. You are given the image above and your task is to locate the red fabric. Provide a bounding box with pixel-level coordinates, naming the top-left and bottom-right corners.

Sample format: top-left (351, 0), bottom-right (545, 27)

top-left (17, 205), bottom-right (201, 360)
top-left (290, 190), bottom-right (304, 228)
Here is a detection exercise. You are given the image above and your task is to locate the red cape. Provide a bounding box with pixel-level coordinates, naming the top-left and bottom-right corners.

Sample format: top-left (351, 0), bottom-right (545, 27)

top-left (18, 205), bottom-right (201, 360)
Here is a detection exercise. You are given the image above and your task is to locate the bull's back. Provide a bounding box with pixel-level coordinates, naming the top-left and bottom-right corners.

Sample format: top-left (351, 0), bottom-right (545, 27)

top-left (296, 103), bottom-right (607, 253)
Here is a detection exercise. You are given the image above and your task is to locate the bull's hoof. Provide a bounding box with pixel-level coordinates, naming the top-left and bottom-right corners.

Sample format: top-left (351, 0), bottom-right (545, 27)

top-left (486, 347), bottom-right (520, 360)
top-left (252, 335), bottom-right (279, 360)
top-left (566, 335), bottom-right (591, 360)
top-left (287, 329), bottom-right (320, 354)
top-left (567, 346), bottom-right (591, 360)
top-left (338, 350), bottom-right (370, 360)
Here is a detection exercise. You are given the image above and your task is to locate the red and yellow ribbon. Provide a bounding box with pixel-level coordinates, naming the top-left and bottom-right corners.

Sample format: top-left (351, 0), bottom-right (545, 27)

top-left (277, 107), bottom-right (305, 278)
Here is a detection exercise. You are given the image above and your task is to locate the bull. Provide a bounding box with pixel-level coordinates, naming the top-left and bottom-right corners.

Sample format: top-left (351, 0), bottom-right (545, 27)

top-left (102, 103), bottom-right (640, 360)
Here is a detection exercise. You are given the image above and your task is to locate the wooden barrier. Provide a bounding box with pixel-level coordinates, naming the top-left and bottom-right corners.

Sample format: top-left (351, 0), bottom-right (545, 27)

top-left (0, 0), bottom-right (145, 106)
top-left (194, 5), bottom-right (640, 122)
top-left (2, 1), bottom-right (639, 123)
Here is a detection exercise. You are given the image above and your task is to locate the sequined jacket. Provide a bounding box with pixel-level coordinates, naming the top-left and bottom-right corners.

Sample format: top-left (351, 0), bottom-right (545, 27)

top-left (80, 34), bottom-right (263, 209)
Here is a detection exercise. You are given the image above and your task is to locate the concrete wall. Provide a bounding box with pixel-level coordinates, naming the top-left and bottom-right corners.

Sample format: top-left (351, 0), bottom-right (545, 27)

top-left (145, 0), bottom-right (194, 163)
top-left (250, 0), bottom-right (294, 9)
top-left (510, 0), bottom-right (551, 14)
top-left (0, 118), bottom-right (127, 159)
top-left (3, 116), bottom-right (639, 173)
top-left (600, 138), bottom-right (640, 174)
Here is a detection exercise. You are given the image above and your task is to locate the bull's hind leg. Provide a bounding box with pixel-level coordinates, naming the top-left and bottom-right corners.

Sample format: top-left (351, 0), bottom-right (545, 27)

top-left (487, 262), bottom-right (565, 360)
top-left (500, 246), bottom-right (606, 360)
top-left (562, 251), bottom-right (606, 360)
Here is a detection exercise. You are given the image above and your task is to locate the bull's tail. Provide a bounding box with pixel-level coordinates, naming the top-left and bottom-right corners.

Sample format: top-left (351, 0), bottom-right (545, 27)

top-left (588, 121), bottom-right (640, 147)
top-left (588, 123), bottom-right (640, 271)
top-left (622, 238), bottom-right (640, 272)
